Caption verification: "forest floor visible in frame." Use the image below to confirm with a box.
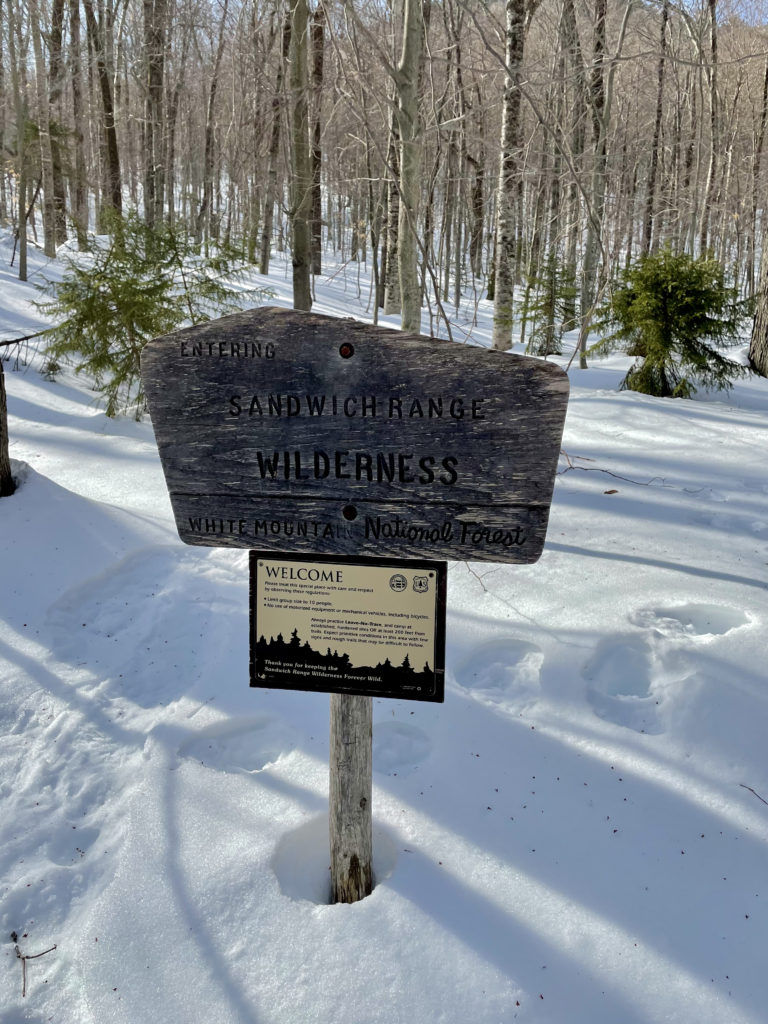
[2,232,768,1024]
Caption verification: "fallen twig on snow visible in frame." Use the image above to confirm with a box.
[11,933,57,997]
[740,784,768,807]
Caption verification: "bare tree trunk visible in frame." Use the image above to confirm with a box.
[577,0,633,367]
[196,0,229,248]
[260,8,290,275]
[0,2,6,224]
[143,0,167,229]
[83,0,122,223]
[164,22,189,229]
[641,0,668,256]
[577,0,608,367]
[6,0,28,279]
[310,2,324,276]
[698,0,718,254]
[49,0,68,247]
[467,153,484,280]
[749,233,768,377]
[747,58,768,295]
[0,359,15,498]
[29,0,56,257]
[68,0,88,245]
[492,0,526,350]
[382,114,401,315]
[365,125,386,321]
[395,0,425,333]
[560,0,586,326]
[289,0,313,310]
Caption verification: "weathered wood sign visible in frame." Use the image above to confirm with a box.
[141,307,569,563]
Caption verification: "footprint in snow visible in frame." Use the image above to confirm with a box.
[46,825,100,866]
[629,603,748,638]
[178,715,297,773]
[582,635,662,734]
[373,721,432,775]
[453,637,544,710]
[46,545,245,707]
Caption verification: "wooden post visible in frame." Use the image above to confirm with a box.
[329,693,372,903]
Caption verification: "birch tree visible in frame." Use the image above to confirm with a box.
[395,0,425,333]
[289,0,313,310]
[310,1,325,275]
[29,0,56,257]
[260,6,290,274]
[6,0,29,280]
[491,0,527,350]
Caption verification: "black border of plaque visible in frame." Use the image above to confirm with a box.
[249,551,446,702]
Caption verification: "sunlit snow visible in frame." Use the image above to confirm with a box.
[2,233,767,1024]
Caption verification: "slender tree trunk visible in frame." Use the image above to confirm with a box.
[0,359,15,498]
[69,0,89,243]
[260,9,290,275]
[310,2,324,276]
[578,0,608,367]
[382,113,401,314]
[365,124,385,322]
[6,0,28,279]
[699,0,718,254]
[560,0,586,326]
[165,25,189,228]
[492,0,526,350]
[49,0,68,247]
[395,0,425,333]
[749,233,768,376]
[747,58,768,295]
[641,0,668,256]
[467,154,484,279]
[578,0,633,366]
[196,0,229,248]
[29,0,56,257]
[451,2,468,310]
[143,0,167,229]
[83,0,122,222]
[289,0,313,310]
[0,2,6,224]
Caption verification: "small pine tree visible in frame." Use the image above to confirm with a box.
[38,211,271,417]
[526,249,578,357]
[592,248,748,397]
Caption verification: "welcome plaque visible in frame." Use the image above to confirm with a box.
[250,552,446,701]
[141,307,569,563]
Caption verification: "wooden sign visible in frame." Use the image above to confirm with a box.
[141,307,569,563]
[250,552,446,702]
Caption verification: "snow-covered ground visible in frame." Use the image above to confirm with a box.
[2,233,767,1024]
